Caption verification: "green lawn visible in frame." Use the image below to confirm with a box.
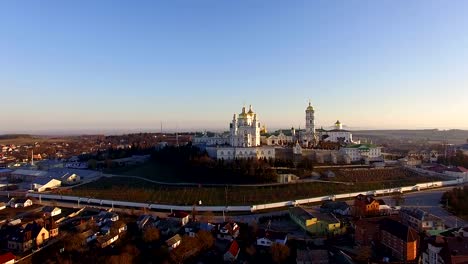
[105,162,185,182]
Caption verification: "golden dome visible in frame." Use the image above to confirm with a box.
[248,105,254,114]
[306,101,314,111]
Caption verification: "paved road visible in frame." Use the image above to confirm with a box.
[381,187,467,228]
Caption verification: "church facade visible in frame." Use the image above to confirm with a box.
[198,105,275,160]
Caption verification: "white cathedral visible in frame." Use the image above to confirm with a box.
[197,105,275,160]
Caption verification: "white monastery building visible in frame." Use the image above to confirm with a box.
[340,144,382,162]
[194,101,381,163]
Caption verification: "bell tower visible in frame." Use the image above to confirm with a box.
[305,101,315,134]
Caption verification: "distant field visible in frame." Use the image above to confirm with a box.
[69,170,444,206]
[0,136,73,145]
[353,129,468,144]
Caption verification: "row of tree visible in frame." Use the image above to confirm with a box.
[441,186,468,216]
[438,150,468,168]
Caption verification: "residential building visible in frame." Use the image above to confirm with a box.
[400,207,445,232]
[421,235,468,264]
[380,218,419,262]
[320,201,350,216]
[42,206,62,217]
[168,211,190,226]
[289,207,342,236]
[354,216,400,246]
[166,234,182,251]
[8,227,33,253]
[354,194,380,217]
[97,234,119,248]
[44,218,59,238]
[256,229,288,247]
[277,173,299,183]
[10,198,33,208]
[217,222,240,241]
[26,222,49,247]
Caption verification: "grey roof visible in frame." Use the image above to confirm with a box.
[321,201,349,211]
[289,207,315,222]
[400,207,443,222]
[13,198,31,204]
[42,206,60,213]
[33,177,59,185]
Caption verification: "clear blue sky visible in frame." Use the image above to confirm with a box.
[1,0,467,133]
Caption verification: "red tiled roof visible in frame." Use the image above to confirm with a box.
[168,211,189,218]
[0,252,15,263]
[227,240,239,256]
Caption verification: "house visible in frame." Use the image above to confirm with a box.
[224,240,240,262]
[0,252,15,264]
[256,229,288,247]
[296,249,329,264]
[8,227,33,253]
[354,216,399,246]
[289,207,317,231]
[166,234,182,251]
[380,218,419,262]
[217,222,240,241]
[183,221,200,237]
[289,207,342,236]
[31,177,61,192]
[136,215,158,230]
[400,207,445,232]
[377,199,392,215]
[44,218,59,238]
[96,234,119,248]
[80,230,98,244]
[11,198,33,208]
[320,201,350,216]
[354,194,380,217]
[52,172,81,185]
[421,235,468,264]
[26,221,50,247]
[42,206,62,217]
[168,211,190,226]
[277,173,299,183]
[157,219,181,236]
